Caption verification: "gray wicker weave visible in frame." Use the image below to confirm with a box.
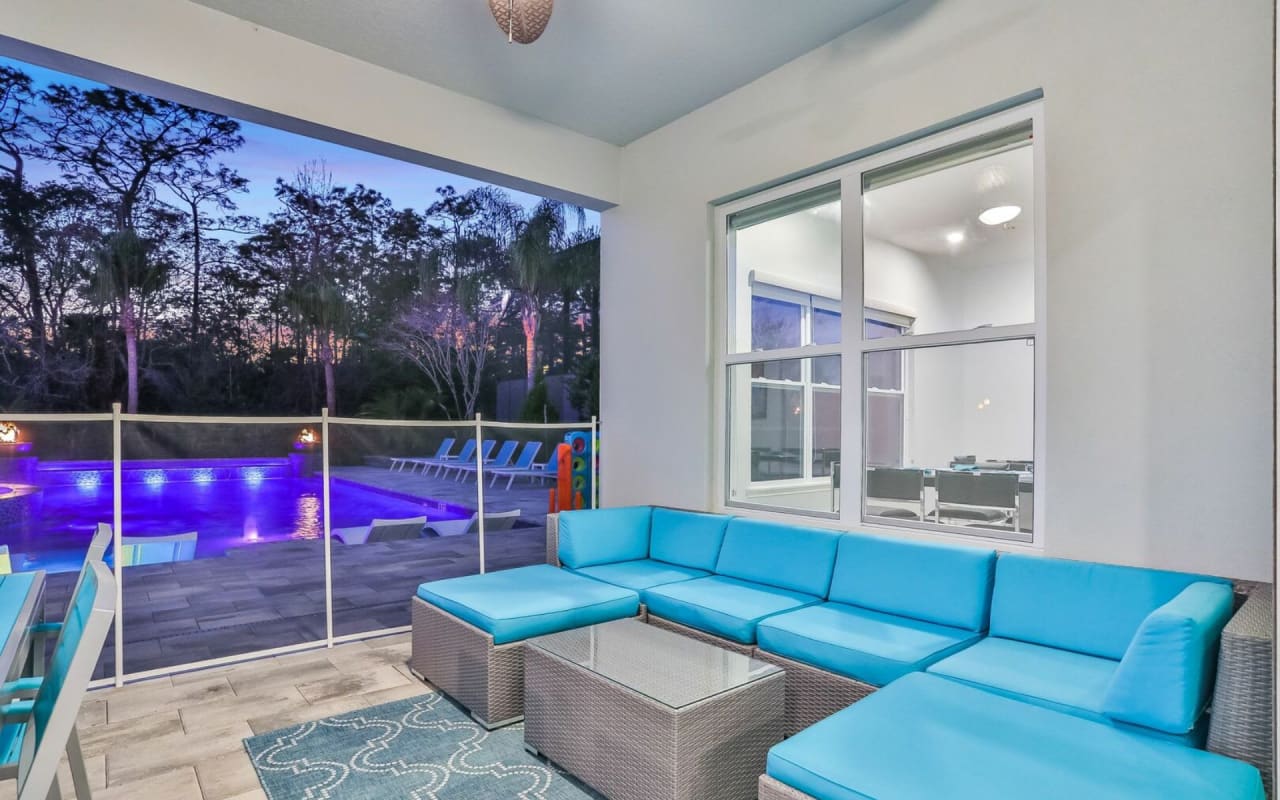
[646,613,756,655]
[409,596,525,728]
[1207,584,1274,796]
[753,647,876,736]
[758,774,817,800]
[545,513,560,566]
[524,619,785,800]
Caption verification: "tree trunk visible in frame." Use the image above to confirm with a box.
[522,305,539,392]
[189,199,202,339]
[320,334,336,414]
[122,298,139,414]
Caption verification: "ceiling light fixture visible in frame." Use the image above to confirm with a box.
[489,0,554,44]
[946,230,965,245]
[979,205,1022,226]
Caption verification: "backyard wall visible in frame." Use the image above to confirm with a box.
[600,0,1275,581]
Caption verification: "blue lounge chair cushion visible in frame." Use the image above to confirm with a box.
[827,533,996,631]
[557,506,652,569]
[927,636,1117,722]
[757,602,980,687]
[572,559,709,592]
[714,519,840,598]
[767,673,1264,800]
[990,554,1228,660]
[642,575,820,644]
[415,565,639,645]
[648,508,729,572]
[0,573,38,659]
[1103,581,1235,734]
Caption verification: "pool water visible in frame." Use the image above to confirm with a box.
[0,474,471,573]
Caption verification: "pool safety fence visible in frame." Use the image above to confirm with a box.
[0,406,599,687]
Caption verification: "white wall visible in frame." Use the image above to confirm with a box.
[601,0,1274,581]
[0,0,620,208]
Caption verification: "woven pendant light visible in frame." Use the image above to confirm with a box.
[488,0,554,44]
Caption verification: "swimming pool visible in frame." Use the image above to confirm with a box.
[0,459,473,573]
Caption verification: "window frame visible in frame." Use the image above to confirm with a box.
[713,101,1047,546]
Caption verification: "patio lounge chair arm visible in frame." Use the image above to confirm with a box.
[0,699,33,721]
[31,621,62,638]
[0,677,43,701]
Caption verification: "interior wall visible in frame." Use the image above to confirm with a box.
[0,0,621,208]
[601,0,1274,581]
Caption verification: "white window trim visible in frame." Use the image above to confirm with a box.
[713,101,1048,548]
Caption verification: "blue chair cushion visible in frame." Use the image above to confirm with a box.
[714,519,840,597]
[415,565,639,645]
[927,636,1116,722]
[990,554,1229,660]
[642,575,820,644]
[767,673,1265,800]
[757,602,980,687]
[572,559,708,592]
[648,508,729,572]
[827,533,996,631]
[557,506,652,569]
[0,573,37,660]
[1103,581,1235,734]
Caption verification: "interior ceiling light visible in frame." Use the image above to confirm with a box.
[946,230,965,245]
[979,205,1022,226]
[489,0,554,44]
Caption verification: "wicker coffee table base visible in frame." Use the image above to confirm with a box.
[646,614,756,655]
[409,597,525,729]
[525,643,785,800]
[752,648,875,735]
[758,774,817,800]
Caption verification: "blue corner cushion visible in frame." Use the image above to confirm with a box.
[828,533,996,632]
[767,673,1265,800]
[648,508,730,572]
[572,559,708,592]
[643,575,820,644]
[714,519,841,597]
[928,637,1117,722]
[557,506,652,569]
[1103,581,1235,734]
[757,602,980,687]
[989,554,1229,660]
[415,565,639,644]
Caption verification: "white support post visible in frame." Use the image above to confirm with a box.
[111,403,124,687]
[475,413,486,574]
[321,409,334,647]
[590,415,599,509]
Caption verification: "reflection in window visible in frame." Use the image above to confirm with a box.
[751,296,803,351]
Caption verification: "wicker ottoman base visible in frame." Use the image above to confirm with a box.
[646,614,756,655]
[753,648,875,736]
[758,774,816,800]
[409,597,524,728]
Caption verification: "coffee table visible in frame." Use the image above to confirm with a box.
[523,618,785,800]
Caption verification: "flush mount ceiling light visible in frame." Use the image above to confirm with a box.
[979,205,1022,226]
[489,0,554,44]
[945,230,966,245]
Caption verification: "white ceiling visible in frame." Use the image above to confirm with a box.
[187,0,908,145]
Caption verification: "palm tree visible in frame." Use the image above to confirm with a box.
[510,199,583,392]
[287,275,347,415]
[91,229,169,413]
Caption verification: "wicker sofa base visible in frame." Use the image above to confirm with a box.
[409,596,524,728]
[758,774,816,800]
[752,648,876,736]
[646,614,756,655]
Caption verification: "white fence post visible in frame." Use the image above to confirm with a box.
[321,408,334,648]
[111,403,124,687]
[475,413,486,574]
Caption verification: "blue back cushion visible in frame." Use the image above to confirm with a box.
[990,554,1228,660]
[557,506,652,569]
[34,565,100,741]
[828,533,996,631]
[714,519,840,597]
[649,508,730,572]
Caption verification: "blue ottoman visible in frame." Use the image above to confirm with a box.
[409,564,639,727]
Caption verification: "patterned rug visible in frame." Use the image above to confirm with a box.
[244,692,602,799]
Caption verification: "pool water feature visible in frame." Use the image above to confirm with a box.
[0,459,474,573]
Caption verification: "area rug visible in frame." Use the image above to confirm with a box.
[243,691,601,799]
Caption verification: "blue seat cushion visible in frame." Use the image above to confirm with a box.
[648,508,729,572]
[757,602,980,687]
[415,565,639,645]
[714,519,840,597]
[927,637,1116,721]
[827,533,996,631]
[572,559,708,592]
[990,554,1229,660]
[767,672,1265,800]
[557,506,652,569]
[643,575,820,644]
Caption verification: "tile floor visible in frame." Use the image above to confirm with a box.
[1,632,427,800]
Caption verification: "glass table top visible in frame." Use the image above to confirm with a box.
[526,618,782,710]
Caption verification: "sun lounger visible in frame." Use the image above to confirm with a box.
[488,442,548,489]
[389,438,454,472]
[425,509,522,537]
[451,440,519,482]
[414,439,477,476]
[332,516,428,545]
[439,438,497,479]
